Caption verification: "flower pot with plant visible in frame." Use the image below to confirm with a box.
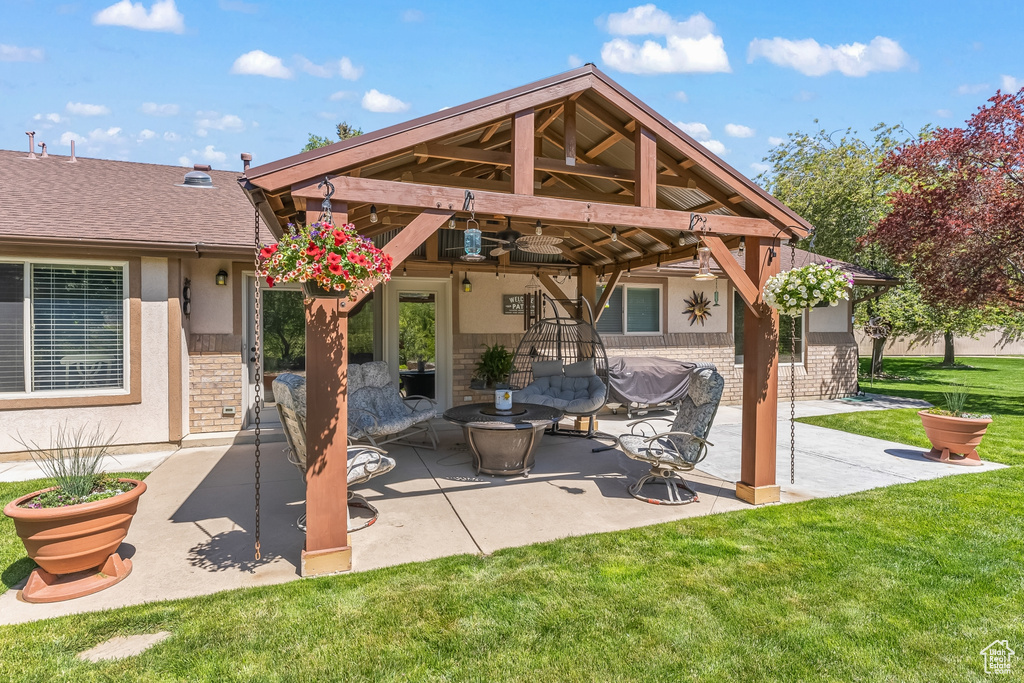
[2,423,146,603]
[257,221,393,299]
[918,382,992,466]
[475,343,514,389]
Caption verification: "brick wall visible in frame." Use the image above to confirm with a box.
[188,334,244,433]
[450,330,859,407]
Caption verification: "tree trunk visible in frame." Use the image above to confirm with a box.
[870,337,886,378]
[943,330,955,366]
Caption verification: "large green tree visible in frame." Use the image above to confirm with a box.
[300,121,364,153]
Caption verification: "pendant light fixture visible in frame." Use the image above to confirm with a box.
[369,205,378,224]
[693,243,716,280]
[535,220,543,236]
[611,226,619,242]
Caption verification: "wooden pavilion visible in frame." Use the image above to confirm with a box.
[240,65,812,576]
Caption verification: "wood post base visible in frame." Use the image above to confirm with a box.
[574,416,597,431]
[735,482,781,506]
[301,544,352,577]
[22,553,132,603]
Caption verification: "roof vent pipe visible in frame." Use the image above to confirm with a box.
[25,131,36,159]
[193,164,212,172]
[38,142,48,158]
[69,140,77,162]
[240,152,252,172]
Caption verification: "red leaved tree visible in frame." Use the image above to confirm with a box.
[867,89,1024,311]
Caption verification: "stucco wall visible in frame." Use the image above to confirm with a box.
[0,257,172,453]
[186,259,236,335]
[809,301,851,333]
[666,277,728,334]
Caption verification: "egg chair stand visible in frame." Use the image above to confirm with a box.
[509,294,610,439]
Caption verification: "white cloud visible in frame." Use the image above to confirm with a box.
[338,57,363,81]
[140,102,179,116]
[567,54,583,68]
[700,139,727,155]
[34,113,63,123]
[674,90,688,102]
[747,35,911,77]
[93,0,185,33]
[936,109,952,118]
[66,101,110,116]
[599,5,730,74]
[1001,75,1022,92]
[750,162,770,174]
[163,131,179,141]
[231,50,292,78]
[675,121,711,141]
[195,112,245,137]
[178,155,191,166]
[768,136,785,146]
[329,90,356,101]
[362,89,409,113]
[674,120,725,155]
[88,126,122,143]
[297,56,333,78]
[0,44,44,62]
[137,128,156,141]
[59,131,86,146]
[957,83,989,95]
[200,145,226,164]
[401,9,424,22]
[724,123,755,138]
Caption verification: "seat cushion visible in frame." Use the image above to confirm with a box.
[348,447,397,487]
[531,359,563,378]
[512,374,606,414]
[563,359,595,378]
[619,434,699,469]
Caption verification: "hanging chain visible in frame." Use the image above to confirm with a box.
[317,177,335,225]
[790,239,797,485]
[253,206,262,561]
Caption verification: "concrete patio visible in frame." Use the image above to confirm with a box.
[0,394,1004,625]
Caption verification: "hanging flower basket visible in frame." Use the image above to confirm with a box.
[257,222,393,300]
[762,261,853,317]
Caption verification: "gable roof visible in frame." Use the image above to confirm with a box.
[0,149,254,255]
[244,65,812,244]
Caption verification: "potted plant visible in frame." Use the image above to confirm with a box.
[475,343,514,389]
[918,382,992,466]
[257,221,393,299]
[3,423,146,603]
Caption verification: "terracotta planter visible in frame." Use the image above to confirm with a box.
[918,410,991,466]
[3,478,146,602]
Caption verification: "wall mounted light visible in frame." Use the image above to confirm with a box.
[215,270,228,286]
[182,278,192,317]
[462,273,472,292]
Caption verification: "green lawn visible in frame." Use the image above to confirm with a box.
[799,356,1024,466]
[1,467,1022,681]
[1,473,148,594]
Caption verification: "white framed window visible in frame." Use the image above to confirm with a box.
[0,259,129,397]
[733,291,805,366]
[595,284,663,335]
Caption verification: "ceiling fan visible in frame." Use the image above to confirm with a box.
[485,218,564,257]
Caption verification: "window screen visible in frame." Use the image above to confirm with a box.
[595,285,623,334]
[626,287,659,333]
[734,291,804,364]
[0,263,25,393]
[31,264,125,391]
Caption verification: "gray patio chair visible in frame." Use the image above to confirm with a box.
[615,365,724,505]
[273,373,397,532]
[348,361,439,450]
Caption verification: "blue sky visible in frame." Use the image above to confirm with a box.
[2,0,1022,177]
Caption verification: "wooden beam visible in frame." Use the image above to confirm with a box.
[703,235,762,318]
[425,231,439,261]
[512,108,535,196]
[536,104,564,134]
[737,235,782,504]
[634,125,657,208]
[479,120,503,143]
[578,266,598,323]
[538,274,578,318]
[588,131,623,158]
[382,208,455,267]
[563,99,577,166]
[291,175,781,238]
[593,267,624,322]
[565,228,627,261]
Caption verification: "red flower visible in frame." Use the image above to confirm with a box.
[350,253,367,267]
[333,230,349,247]
[327,252,342,265]
[266,276,275,287]
[305,241,323,259]
[329,262,343,275]
[260,244,278,258]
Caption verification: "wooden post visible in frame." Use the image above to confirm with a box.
[736,236,782,505]
[564,99,577,167]
[634,125,657,208]
[512,108,535,195]
[301,298,352,576]
[578,266,597,322]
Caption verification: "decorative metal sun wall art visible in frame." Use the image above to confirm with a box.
[683,290,713,326]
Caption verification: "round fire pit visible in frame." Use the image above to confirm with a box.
[443,403,563,475]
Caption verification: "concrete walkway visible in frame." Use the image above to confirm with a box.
[0,394,1005,625]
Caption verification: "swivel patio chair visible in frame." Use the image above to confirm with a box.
[273,373,397,532]
[615,365,724,505]
[348,361,439,450]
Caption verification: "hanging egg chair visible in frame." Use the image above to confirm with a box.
[509,294,609,435]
